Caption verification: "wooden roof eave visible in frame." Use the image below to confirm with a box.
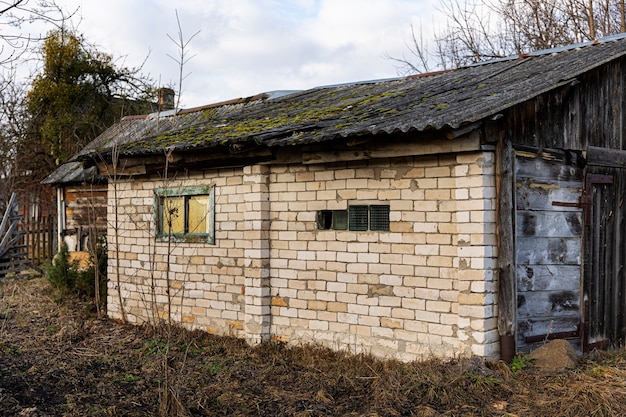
[94,145,277,177]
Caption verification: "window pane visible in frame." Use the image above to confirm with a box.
[162,197,184,234]
[317,210,332,230]
[332,210,348,230]
[188,195,210,234]
[370,205,390,231]
[349,206,369,231]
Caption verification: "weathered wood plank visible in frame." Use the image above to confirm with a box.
[302,133,481,164]
[586,145,626,168]
[515,178,582,211]
[517,290,580,318]
[0,258,30,268]
[96,161,146,176]
[516,210,583,237]
[517,316,580,338]
[516,237,581,265]
[515,149,583,181]
[497,138,516,338]
[517,316,580,352]
[0,192,16,239]
[516,264,580,292]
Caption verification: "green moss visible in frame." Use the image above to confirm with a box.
[125,103,355,152]
[111,86,411,155]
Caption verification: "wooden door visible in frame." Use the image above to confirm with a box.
[514,147,584,352]
[581,169,626,351]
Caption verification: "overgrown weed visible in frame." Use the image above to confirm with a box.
[2,276,626,416]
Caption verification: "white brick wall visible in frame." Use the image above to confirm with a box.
[107,150,499,361]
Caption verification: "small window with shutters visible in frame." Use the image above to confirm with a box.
[317,204,389,232]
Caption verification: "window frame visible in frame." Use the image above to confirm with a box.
[154,185,215,243]
[317,204,390,232]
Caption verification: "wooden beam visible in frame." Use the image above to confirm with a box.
[586,146,626,168]
[496,138,516,342]
[96,162,147,176]
[183,148,273,164]
[446,122,481,140]
[301,132,481,165]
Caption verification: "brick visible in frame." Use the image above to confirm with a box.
[378,296,402,307]
[426,300,451,313]
[427,323,454,337]
[327,302,348,312]
[391,308,415,319]
[414,244,439,256]
[309,320,329,331]
[458,293,485,305]
[415,310,440,323]
[368,284,393,296]
[369,306,392,317]
[351,325,372,336]
[427,256,453,267]
[347,303,369,315]
[308,300,327,311]
[380,317,404,329]
[316,291,336,302]
[272,296,289,307]
[227,320,243,330]
[358,315,380,327]
[317,311,337,322]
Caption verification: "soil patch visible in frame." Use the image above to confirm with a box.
[1,276,626,416]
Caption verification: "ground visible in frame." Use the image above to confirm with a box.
[1,276,626,416]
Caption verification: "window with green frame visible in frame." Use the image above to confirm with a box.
[154,186,215,243]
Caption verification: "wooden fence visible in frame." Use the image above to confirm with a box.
[0,193,55,277]
[21,214,55,267]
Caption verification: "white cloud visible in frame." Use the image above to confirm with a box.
[48,0,439,107]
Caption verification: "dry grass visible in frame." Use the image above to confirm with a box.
[1,275,626,416]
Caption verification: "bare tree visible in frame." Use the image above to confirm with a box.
[166,9,200,110]
[0,0,76,68]
[391,0,626,74]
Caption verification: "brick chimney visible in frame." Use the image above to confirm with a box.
[158,87,175,110]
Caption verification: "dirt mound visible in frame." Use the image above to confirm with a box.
[528,339,578,371]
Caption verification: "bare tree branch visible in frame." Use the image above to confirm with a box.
[390,0,626,75]
[166,9,200,110]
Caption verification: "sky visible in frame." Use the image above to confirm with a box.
[35,0,440,108]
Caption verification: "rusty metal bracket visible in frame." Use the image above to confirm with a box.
[581,173,613,224]
[551,173,612,209]
[552,201,581,208]
[524,329,580,344]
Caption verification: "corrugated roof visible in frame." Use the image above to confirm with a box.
[41,161,92,184]
[71,33,626,161]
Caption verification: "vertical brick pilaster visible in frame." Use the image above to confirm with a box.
[455,151,499,359]
[243,164,271,343]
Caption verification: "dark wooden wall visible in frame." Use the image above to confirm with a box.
[504,58,626,151]
[583,165,626,348]
[64,185,107,232]
[63,184,107,251]
[497,57,626,351]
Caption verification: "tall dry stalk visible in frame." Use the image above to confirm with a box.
[98,134,127,323]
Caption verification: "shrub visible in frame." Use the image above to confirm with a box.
[44,239,107,306]
[45,242,80,298]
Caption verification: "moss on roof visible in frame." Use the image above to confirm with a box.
[75,35,626,160]
[117,86,406,154]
